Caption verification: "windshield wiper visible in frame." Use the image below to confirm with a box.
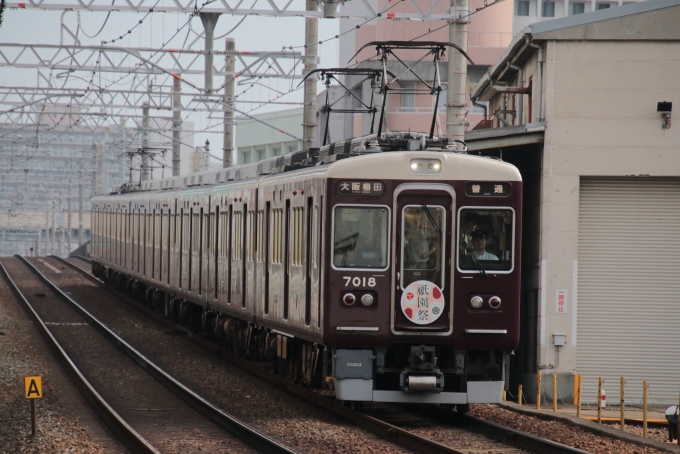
[420,203,441,234]
[469,252,487,277]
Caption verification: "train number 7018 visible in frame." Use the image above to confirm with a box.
[343,276,377,287]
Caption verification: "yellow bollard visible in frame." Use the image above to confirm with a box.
[643,381,648,438]
[576,375,582,418]
[597,377,603,424]
[518,384,523,406]
[536,370,542,409]
[503,390,506,401]
[573,373,579,405]
[620,376,625,431]
[553,374,557,412]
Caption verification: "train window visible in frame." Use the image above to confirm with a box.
[401,205,446,288]
[232,211,242,260]
[290,207,304,266]
[247,210,255,262]
[192,213,200,252]
[457,207,514,273]
[256,210,264,263]
[270,208,283,264]
[219,211,229,257]
[332,205,390,270]
[182,213,190,253]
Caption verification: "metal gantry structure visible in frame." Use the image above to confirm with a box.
[1,0,469,256]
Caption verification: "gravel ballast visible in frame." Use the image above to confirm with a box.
[0,270,120,453]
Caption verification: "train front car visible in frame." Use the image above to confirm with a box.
[324,150,522,407]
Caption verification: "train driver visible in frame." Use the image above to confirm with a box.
[470,229,499,261]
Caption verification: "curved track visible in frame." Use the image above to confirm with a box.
[55,255,591,454]
[2,256,297,454]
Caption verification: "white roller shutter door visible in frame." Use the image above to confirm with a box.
[578,178,680,404]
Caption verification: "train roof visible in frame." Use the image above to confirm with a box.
[107,132,521,196]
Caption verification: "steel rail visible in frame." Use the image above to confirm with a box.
[54,255,592,454]
[23,256,298,454]
[0,258,160,454]
[53,256,466,454]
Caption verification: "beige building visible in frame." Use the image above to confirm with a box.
[467,0,680,403]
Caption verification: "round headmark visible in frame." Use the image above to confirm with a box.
[400,280,445,325]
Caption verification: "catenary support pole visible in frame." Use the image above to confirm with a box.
[78,170,83,247]
[302,0,318,151]
[141,102,150,182]
[67,179,72,253]
[172,76,182,176]
[223,38,235,168]
[446,0,468,141]
[199,13,220,93]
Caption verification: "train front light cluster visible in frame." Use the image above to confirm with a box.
[343,293,375,307]
[409,158,442,175]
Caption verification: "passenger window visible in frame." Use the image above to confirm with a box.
[458,208,514,272]
[332,205,389,270]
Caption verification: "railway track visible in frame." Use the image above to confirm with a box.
[1,256,297,454]
[52,255,591,454]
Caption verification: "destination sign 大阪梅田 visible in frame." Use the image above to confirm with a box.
[338,181,385,196]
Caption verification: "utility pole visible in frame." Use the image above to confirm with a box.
[50,201,55,255]
[44,208,49,255]
[67,178,72,253]
[172,76,182,176]
[200,13,220,93]
[302,0,318,151]
[446,0,469,141]
[141,102,150,181]
[223,37,235,168]
[78,170,84,247]
[204,140,210,172]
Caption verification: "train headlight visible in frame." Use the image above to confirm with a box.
[343,293,356,306]
[470,296,484,309]
[361,294,374,306]
[408,159,441,175]
[489,296,501,309]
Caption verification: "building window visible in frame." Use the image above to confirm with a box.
[542,1,555,16]
[596,2,610,9]
[241,150,251,164]
[570,2,585,14]
[516,0,530,16]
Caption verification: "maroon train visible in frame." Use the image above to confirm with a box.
[91,132,522,407]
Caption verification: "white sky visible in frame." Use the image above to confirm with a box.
[0,4,340,158]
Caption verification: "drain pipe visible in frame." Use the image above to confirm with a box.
[471,95,488,121]
[507,62,523,125]
[527,38,543,122]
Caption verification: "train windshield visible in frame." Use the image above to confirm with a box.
[458,208,514,272]
[333,206,389,269]
[401,205,445,288]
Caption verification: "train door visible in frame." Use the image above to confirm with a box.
[393,184,454,334]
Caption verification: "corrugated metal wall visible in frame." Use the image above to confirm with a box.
[578,178,680,404]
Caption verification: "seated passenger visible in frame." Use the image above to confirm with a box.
[470,229,499,260]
